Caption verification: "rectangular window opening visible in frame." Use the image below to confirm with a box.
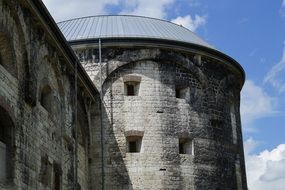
[129,141,137,152]
[179,138,193,155]
[175,86,188,99]
[125,82,140,96]
[127,85,135,96]
[127,136,142,153]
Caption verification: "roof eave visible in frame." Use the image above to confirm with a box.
[68,37,245,86]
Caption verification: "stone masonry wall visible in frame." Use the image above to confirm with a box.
[0,1,97,189]
[74,47,247,190]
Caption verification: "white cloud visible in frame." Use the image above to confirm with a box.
[244,139,285,190]
[240,80,274,129]
[42,0,206,32]
[120,0,175,19]
[171,15,206,32]
[264,42,285,93]
[42,0,119,21]
[120,1,206,31]
[42,0,175,21]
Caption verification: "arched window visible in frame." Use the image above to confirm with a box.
[0,106,14,183]
[0,33,17,77]
[40,85,53,113]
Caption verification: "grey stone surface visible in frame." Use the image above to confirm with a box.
[0,0,98,189]
[73,46,247,189]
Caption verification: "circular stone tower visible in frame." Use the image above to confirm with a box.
[58,15,247,190]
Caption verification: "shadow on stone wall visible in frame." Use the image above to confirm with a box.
[88,47,246,189]
[101,89,134,190]
[101,61,186,189]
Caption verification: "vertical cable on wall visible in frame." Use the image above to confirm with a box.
[74,60,78,190]
[99,39,105,190]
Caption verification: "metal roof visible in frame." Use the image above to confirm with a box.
[57,15,213,48]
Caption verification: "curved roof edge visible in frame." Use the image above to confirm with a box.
[57,15,213,49]
[58,14,193,29]
[69,37,245,85]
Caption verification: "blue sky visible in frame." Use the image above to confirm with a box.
[43,0,285,189]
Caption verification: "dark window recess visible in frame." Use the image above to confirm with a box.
[53,163,62,190]
[40,85,52,112]
[126,136,142,153]
[124,81,140,96]
[0,106,14,183]
[211,119,223,128]
[175,89,180,98]
[54,172,60,190]
[127,85,135,96]
[175,86,188,99]
[179,138,193,155]
[179,143,184,154]
[129,141,137,153]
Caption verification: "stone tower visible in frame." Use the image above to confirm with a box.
[59,15,247,190]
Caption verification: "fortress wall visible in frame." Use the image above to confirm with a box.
[0,1,98,189]
[74,47,247,190]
